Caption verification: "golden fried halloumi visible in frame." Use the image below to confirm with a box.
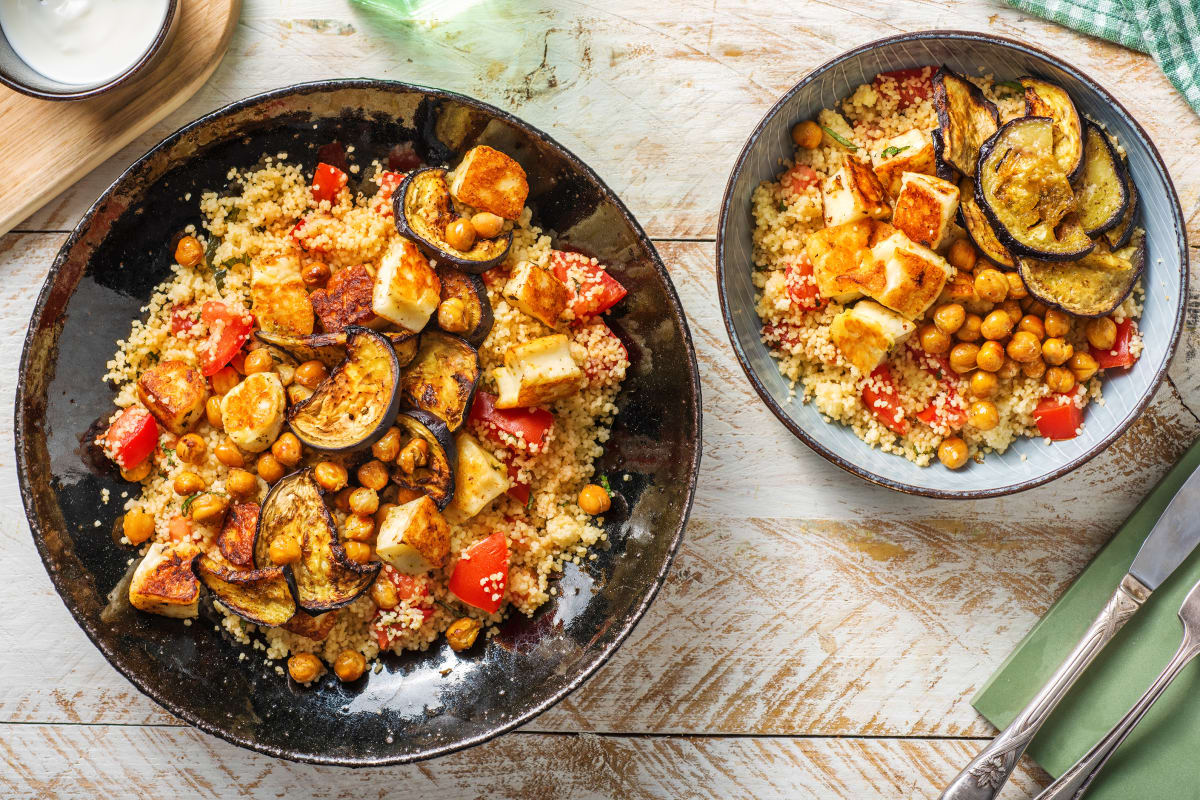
[502,261,570,327]
[217,502,260,569]
[449,145,529,220]
[872,128,937,198]
[891,172,960,249]
[865,231,954,319]
[129,542,200,618]
[492,333,584,408]
[371,238,441,331]
[376,495,451,575]
[829,300,916,375]
[136,360,209,436]
[309,264,380,333]
[822,156,891,227]
[220,372,285,453]
[251,252,314,336]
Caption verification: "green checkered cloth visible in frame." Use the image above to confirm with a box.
[1007,0,1200,113]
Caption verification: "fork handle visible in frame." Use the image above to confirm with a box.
[1035,635,1200,800]
[939,574,1150,800]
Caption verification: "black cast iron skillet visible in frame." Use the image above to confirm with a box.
[14,80,701,766]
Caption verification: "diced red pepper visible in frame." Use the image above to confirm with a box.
[873,66,935,109]
[1034,394,1084,440]
[448,531,509,614]
[506,462,531,506]
[550,250,628,320]
[371,568,434,649]
[104,406,159,470]
[468,391,553,452]
[387,143,422,172]
[196,301,253,377]
[862,365,910,436]
[311,162,348,205]
[780,163,820,198]
[916,387,967,432]
[578,320,630,382]
[784,253,823,310]
[762,321,804,350]
[169,305,198,335]
[372,170,407,215]
[1090,318,1139,370]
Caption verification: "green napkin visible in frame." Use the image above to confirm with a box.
[973,439,1200,796]
[1006,0,1200,114]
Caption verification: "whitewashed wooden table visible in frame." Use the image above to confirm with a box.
[2,2,1198,797]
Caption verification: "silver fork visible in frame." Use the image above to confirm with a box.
[1034,577,1200,800]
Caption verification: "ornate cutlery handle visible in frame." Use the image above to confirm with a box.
[939,574,1149,800]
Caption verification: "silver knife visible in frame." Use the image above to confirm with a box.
[940,464,1200,800]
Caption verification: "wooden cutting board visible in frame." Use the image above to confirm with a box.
[0,0,241,236]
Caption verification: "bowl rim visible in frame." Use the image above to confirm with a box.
[13,78,703,766]
[0,0,179,100]
[716,28,1188,500]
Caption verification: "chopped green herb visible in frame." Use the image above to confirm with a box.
[778,201,787,212]
[213,268,228,291]
[880,145,910,159]
[996,80,1024,92]
[526,491,534,511]
[820,126,858,152]
[599,474,612,494]
[203,237,219,268]
[181,493,199,515]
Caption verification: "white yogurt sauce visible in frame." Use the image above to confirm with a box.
[0,0,169,86]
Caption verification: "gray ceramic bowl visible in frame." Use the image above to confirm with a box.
[717,30,1188,498]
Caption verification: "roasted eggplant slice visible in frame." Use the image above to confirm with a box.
[217,502,260,569]
[391,410,457,509]
[438,266,494,346]
[254,469,380,612]
[394,167,512,273]
[976,116,1094,261]
[194,554,296,627]
[1075,121,1130,237]
[932,67,999,178]
[1018,230,1144,317]
[1021,76,1084,182]
[256,329,418,370]
[399,331,480,432]
[1104,167,1138,249]
[931,129,958,182]
[287,327,401,453]
[958,178,1016,269]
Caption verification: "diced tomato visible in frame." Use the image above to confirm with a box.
[311,162,348,205]
[168,516,191,543]
[862,365,910,436]
[506,462,531,506]
[916,387,967,432]
[550,250,628,320]
[469,391,553,453]
[371,567,434,649]
[762,321,804,350]
[196,301,253,376]
[578,320,630,382]
[780,163,820,198]
[169,305,198,335]
[372,170,407,215]
[104,406,159,469]
[448,531,509,614]
[784,253,823,310]
[873,66,935,110]
[1034,394,1084,440]
[387,143,422,172]
[1091,318,1139,370]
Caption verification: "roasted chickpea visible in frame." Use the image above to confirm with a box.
[980,310,1015,341]
[243,348,275,375]
[334,650,367,682]
[173,470,206,496]
[976,341,1005,373]
[230,352,247,376]
[933,303,965,334]
[314,461,348,493]
[357,460,389,491]
[214,438,244,468]
[256,453,285,484]
[344,541,372,564]
[1006,331,1042,363]
[471,211,505,239]
[446,617,483,651]
[445,218,476,252]
[211,366,239,395]
[937,436,969,470]
[1086,317,1117,351]
[970,369,999,399]
[276,361,295,387]
[287,384,314,405]
[1069,351,1100,383]
[175,433,206,464]
[919,324,951,355]
[1041,337,1074,367]
[949,343,980,373]
[374,502,396,530]
[956,313,983,342]
[1021,358,1047,380]
[437,297,470,333]
[579,484,612,515]
[371,427,402,463]
[174,235,204,268]
[287,653,322,684]
[205,396,224,429]
[1000,299,1023,325]
[190,493,230,524]
[1045,366,1077,394]
[791,120,823,149]
[370,576,399,609]
[344,514,375,542]
[1022,298,1049,316]
[333,487,354,513]
[269,534,302,565]
[1017,315,1045,340]
[998,357,1022,380]
[349,487,379,516]
[1045,309,1072,339]
[948,239,978,272]
[294,360,328,390]
[271,432,302,467]
[397,438,429,474]
[121,461,152,482]
[302,261,331,287]
[967,400,999,431]
[226,468,258,500]
[974,268,1008,303]
[1005,272,1028,299]
[123,510,155,545]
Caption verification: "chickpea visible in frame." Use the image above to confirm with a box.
[371,427,402,463]
[1005,272,1028,299]
[173,470,206,496]
[1045,366,1077,394]
[1086,317,1117,351]
[397,438,429,474]
[974,268,1008,303]
[374,502,396,530]
[1042,337,1074,367]
[256,453,285,484]
[937,437,969,470]
[1045,309,1072,339]
[1000,299,1023,324]
[123,510,155,545]
[579,484,612,515]
[437,297,470,333]
[271,432,302,467]
[333,487,355,513]
[287,384,314,405]
[205,396,224,429]
[190,493,230,524]
[445,218,476,252]
[949,342,980,373]
[970,369,999,399]
[998,357,1022,380]
[371,576,399,609]
[933,303,965,334]
[314,461,348,493]
[446,617,483,651]
[974,341,1005,373]
[1017,315,1045,340]
[334,650,367,682]
[471,212,506,239]
[967,400,999,431]
[230,352,246,376]
[243,349,275,375]
[344,541,372,564]
[174,235,204,268]
[956,313,983,342]
[211,366,239,395]
[1021,358,1047,380]
[171,432,207,464]
[276,361,295,387]
[1006,331,1042,363]
[302,261,331,287]
[226,468,258,500]
[287,653,322,684]
[357,460,389,492]
[121,461,152,482]
[948,239,978,272]
[1023,298,1049,316]
[919,324,951,355]
[791,120,823,149]
[269,535,302,565]
[1069,351,1100,383]
[214,438,244,468]
[344,514,375,542]
[294,360,329,390]
[980,310,1015,341]
[349,487,379,516]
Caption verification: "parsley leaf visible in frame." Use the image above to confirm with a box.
[880,145,910,158]
[181,493,199,515]
[203,237,219,269]
[820,125,858,152]
[996,80,1024,92]
[599,474,612,494]
[213,268,228,291]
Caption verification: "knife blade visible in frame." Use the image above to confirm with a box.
[1128,463,1200,590]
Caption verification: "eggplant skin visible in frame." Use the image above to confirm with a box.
[400,331,481,432]
[957,178,1016,269]
[1021,76,1084,183]
[1018,230,1144,318]
[1075,121,1130,237]
[194,554,297,628]
[394,168,512,274]
[392,410,457,510]
[437,266,494,347]
[932,66,999,178]
[287,327,402,453]
[1104,168,1138,250]
[256,329,417,370]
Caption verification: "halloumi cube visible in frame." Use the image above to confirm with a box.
[136,360,209,436]
[375,495,451,575]
[492,333,584,408]
[806,219,872,303]
[872,128,937,198]
[445,433,511,523]
[252,252,314,336]
[129,542,200,618]
[503,261,570,327]
[822,156,891,227]
[449,145,529,220]
[891,172,960,249]
[860,231,953,320]
[372,239,441,331]
[829,300,916,375]
[220,372,285,453]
